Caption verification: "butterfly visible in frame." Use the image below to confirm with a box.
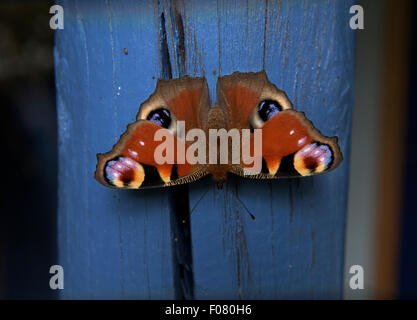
[95,71,342,189]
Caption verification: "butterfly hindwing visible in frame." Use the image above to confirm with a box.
[258,109,342,177]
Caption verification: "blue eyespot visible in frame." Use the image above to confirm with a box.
[258,100,282,122]
[147,108,171,128]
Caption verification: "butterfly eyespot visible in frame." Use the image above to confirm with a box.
[258,100,282,122]
[104,156,144,188]
[146,108,172,128]
[294,143,334,176]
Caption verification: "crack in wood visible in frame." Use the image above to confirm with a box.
[158,2,195,300]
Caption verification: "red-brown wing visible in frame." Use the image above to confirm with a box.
[137,77,210,132]
[95,77,210,189]
[216,71,293,130]
[216,71,342,178]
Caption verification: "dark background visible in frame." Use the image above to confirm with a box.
[399,3,417,299]
[0,1,57,299]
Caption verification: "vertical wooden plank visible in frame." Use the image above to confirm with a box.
[185,0,355,299]
[56,0,354,299]
[55,0,176,298]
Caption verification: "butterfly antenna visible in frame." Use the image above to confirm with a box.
[232,192,256,221]
[189,185,210,216]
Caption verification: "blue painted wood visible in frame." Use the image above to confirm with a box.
[56,0,354,299]
[55,0,177,299]
[181,0,355,299]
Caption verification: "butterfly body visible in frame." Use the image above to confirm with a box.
[95,71,342,190]
[204,105,230,187]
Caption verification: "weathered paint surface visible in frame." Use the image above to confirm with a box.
[55,0,354,299]
[55,0,176,299]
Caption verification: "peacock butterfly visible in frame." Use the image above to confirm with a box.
[95,71,342,189]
